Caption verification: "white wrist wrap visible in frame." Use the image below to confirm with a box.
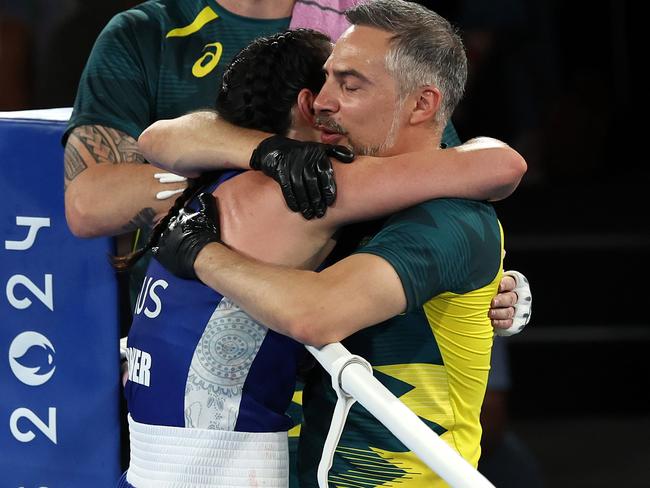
[495,270,532,337]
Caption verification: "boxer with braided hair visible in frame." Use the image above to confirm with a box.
[118,30,358,487]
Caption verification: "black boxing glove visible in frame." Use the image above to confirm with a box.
[152,193,221,280]
[250,135,354,219]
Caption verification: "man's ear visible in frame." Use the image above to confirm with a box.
[409,86,442,125]
[297,88,316,125]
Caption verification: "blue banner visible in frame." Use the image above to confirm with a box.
[0,111,121,487]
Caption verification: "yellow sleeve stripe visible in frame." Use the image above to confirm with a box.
[166,7,218,38]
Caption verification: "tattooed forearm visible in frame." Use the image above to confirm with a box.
[64,124,145,188]
[121,207,157,233]
[64,142,88,191]
[68,125,144,166]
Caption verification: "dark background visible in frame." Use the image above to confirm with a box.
[1,0,647,486]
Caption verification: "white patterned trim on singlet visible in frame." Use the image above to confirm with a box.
[185,298,268,430]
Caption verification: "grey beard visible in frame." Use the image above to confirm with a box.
[354,142,382,157]
[352,123,399,157]
[353,103,403,156]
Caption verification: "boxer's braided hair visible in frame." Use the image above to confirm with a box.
[217,29,332,134]
[112,29,332,272]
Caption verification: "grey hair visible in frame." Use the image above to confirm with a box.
[346,0,467,125]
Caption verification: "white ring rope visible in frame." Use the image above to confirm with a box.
[305,342,495,488]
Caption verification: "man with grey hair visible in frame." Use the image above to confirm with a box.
[348,0,468,125]
[315,0,468,156]
[151,1,518,485]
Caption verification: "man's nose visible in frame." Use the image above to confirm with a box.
[313,82,338,115]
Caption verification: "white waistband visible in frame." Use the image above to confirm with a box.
[126,415,289,487]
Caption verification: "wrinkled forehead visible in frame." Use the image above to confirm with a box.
[324,25,394,79]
